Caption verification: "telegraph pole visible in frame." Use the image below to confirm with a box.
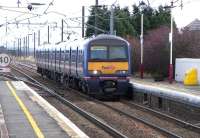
[34,32,36,58]
[61,19,64,42]
[18,39,19,57]
[38,30,40,46]
[13,41,16,56]
[19,38,21,59]
[5,17,7,35]
[82,6,85,38]
[23,37,25,58]
[28,35,30,57]
[48,26,50,43]
[110,5,114,35]
[94,0,98,36]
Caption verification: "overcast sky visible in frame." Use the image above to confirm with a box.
[0,0,200,45]
[50,0,200,28]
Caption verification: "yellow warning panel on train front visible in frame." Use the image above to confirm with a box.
[184,68,198,85]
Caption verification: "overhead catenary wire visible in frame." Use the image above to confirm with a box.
[69,18,108,33]
[0,7,40,15]
[1,0,194,43]
[43,0,55,14]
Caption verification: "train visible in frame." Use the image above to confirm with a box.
[36,34,131,98]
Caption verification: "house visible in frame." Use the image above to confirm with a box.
[184,19,200,31]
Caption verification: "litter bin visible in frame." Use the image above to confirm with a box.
[184,68,198,85]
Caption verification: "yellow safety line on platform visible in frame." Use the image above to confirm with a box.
[6,81,44,138]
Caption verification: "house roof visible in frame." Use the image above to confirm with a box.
[185,19,200,31]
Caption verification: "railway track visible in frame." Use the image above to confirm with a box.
[120,100,200,132]
[11,62,200,138]
[10,65,127,138]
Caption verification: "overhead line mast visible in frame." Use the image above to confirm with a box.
[95,0,98,36]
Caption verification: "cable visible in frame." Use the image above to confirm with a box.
[0,7,40,15]
[0,5,27,9]
[6,13,27,23]
[69,18,108,33]
[43,0,55,14]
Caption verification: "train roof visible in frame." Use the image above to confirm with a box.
[37,38,86,50]
[89,34,128,43]
[36,34,129,51]
[85,34,129,46]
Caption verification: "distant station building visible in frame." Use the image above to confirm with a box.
[184,19,200,31]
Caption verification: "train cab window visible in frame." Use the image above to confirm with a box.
[90,45,127,60]
[109,46,127,60]
[90,46,107,60]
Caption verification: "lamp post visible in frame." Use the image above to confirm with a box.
[139,1,146,79]
[168,1,174,83]
[140,13,144,79]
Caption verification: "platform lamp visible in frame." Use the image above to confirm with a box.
[164,1,175,84]
[139,0,147,79]
[169,5,173,84]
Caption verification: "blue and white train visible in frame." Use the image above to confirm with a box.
[36,34,132,97]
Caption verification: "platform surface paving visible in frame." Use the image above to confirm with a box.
[0,81,69,138]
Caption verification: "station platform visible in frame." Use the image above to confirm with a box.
[131,77,200,94]
[0,81,88,138]
[130,77,200,107]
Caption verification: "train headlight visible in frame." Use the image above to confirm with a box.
[115,70,128,75]
[89,70,102,75]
